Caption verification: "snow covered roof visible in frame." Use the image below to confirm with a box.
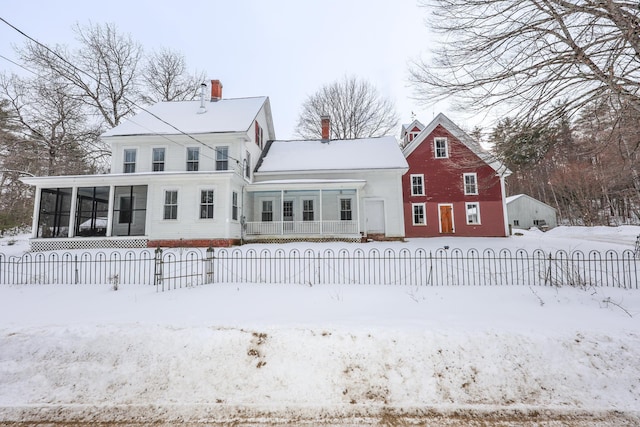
[256,136,408,173]
[506,194,526,204]
[103,97,269,137]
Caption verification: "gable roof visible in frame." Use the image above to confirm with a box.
[103,96,271,137]
[256,136,408,174]
[402,113,510,175]
[401,119,425,134]
[506,194,557,211]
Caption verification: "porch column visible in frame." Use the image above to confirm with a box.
[319,189,323,235]
[280,189,284,235]
[68,187,79,238]
[30,187,41,238]
[356,187,361,235]
[106,185,115,237]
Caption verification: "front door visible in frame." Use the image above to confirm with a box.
[439,204,454,234]
[365,200,385,234]
[283,200,294,232]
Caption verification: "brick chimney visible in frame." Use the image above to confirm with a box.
[211,80,223,101]
[321,115,330,141]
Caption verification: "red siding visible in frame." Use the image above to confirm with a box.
[403,124,507,237]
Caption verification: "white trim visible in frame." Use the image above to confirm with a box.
[198,187,215,220]
[411,202,427,226]
[465,202,481,225]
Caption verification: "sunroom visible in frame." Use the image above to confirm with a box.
[243,180,366,242]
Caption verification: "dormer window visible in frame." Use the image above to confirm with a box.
[123,149,136,173]
[434,137,448,158]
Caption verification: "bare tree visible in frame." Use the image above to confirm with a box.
[295,76,398,140]
[141,48,205,103]
[19,22,142,128]
[0,73,100,176]
[410,0,640,125]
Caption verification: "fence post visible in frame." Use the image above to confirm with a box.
[205,247,214,284]
[74,254,79,285]
[154,247,163,291]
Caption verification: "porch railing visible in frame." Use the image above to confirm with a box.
[245,220,358,236]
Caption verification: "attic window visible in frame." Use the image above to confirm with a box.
[434,137,449,158]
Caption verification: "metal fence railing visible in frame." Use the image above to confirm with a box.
[0,247,638,290]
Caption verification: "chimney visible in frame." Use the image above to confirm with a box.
[210,79,223,101]
[197,82,207,114]
[321,115,330,141]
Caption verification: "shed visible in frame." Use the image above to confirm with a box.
[506,194,557,231]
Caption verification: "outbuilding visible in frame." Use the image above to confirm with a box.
[506,194,557,231]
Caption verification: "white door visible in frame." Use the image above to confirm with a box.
[365,200,385,234]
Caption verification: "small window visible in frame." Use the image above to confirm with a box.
[412,203,426,225]
[513,219,520,226]
[245,151,251,178]
[164,190,178,220]
[303,199,314,221]
[261,200,273,222]
[216,146,229,171]
[187,147,199,171]
[464,173,478,195]
[200,190,214,219]
[434,137,448,158]
[232,191,238,221]
[153,148,165,172]
[411,174,424,196]
[123,149,136,173]
[465,202,481,225]
[340,198,352,221]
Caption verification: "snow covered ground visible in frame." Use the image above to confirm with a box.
[0,226,639,425]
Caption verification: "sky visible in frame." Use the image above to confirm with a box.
[0,0,462,140]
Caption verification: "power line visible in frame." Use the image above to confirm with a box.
[0,16,247,169]
[0,52,37,75]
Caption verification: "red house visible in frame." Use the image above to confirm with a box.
[401,113,511,238]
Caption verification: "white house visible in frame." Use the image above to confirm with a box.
[22,81,408,250]
[506,194,558,231]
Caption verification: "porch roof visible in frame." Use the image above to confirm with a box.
[247,179,366,192]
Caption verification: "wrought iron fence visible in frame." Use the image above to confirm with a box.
[0,247,638,289]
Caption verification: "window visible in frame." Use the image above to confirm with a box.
[112,186,147,236]
[513,219,520,226]
[152,148,165,172]
[465,202,481,225]
[37,188,72,238]
[412,203,426,225]
[123,149,136,173]
[340,198,352,221]
[200,190,214,219]
[434,137,448,158]
[303,199,314,221]
[411,174,424,196]
[463,173,478,195]
[245,151,251,178]
[232,191,238,221]
[75,186,109,237]
[261,200,273,222]
[118,196,133,224]
[164,190,178,220]
[187,147,199,171]
[216,146,229,170]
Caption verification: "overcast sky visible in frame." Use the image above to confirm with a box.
[0,0,464,140]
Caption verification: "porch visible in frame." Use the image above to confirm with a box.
[244,181,365,241]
